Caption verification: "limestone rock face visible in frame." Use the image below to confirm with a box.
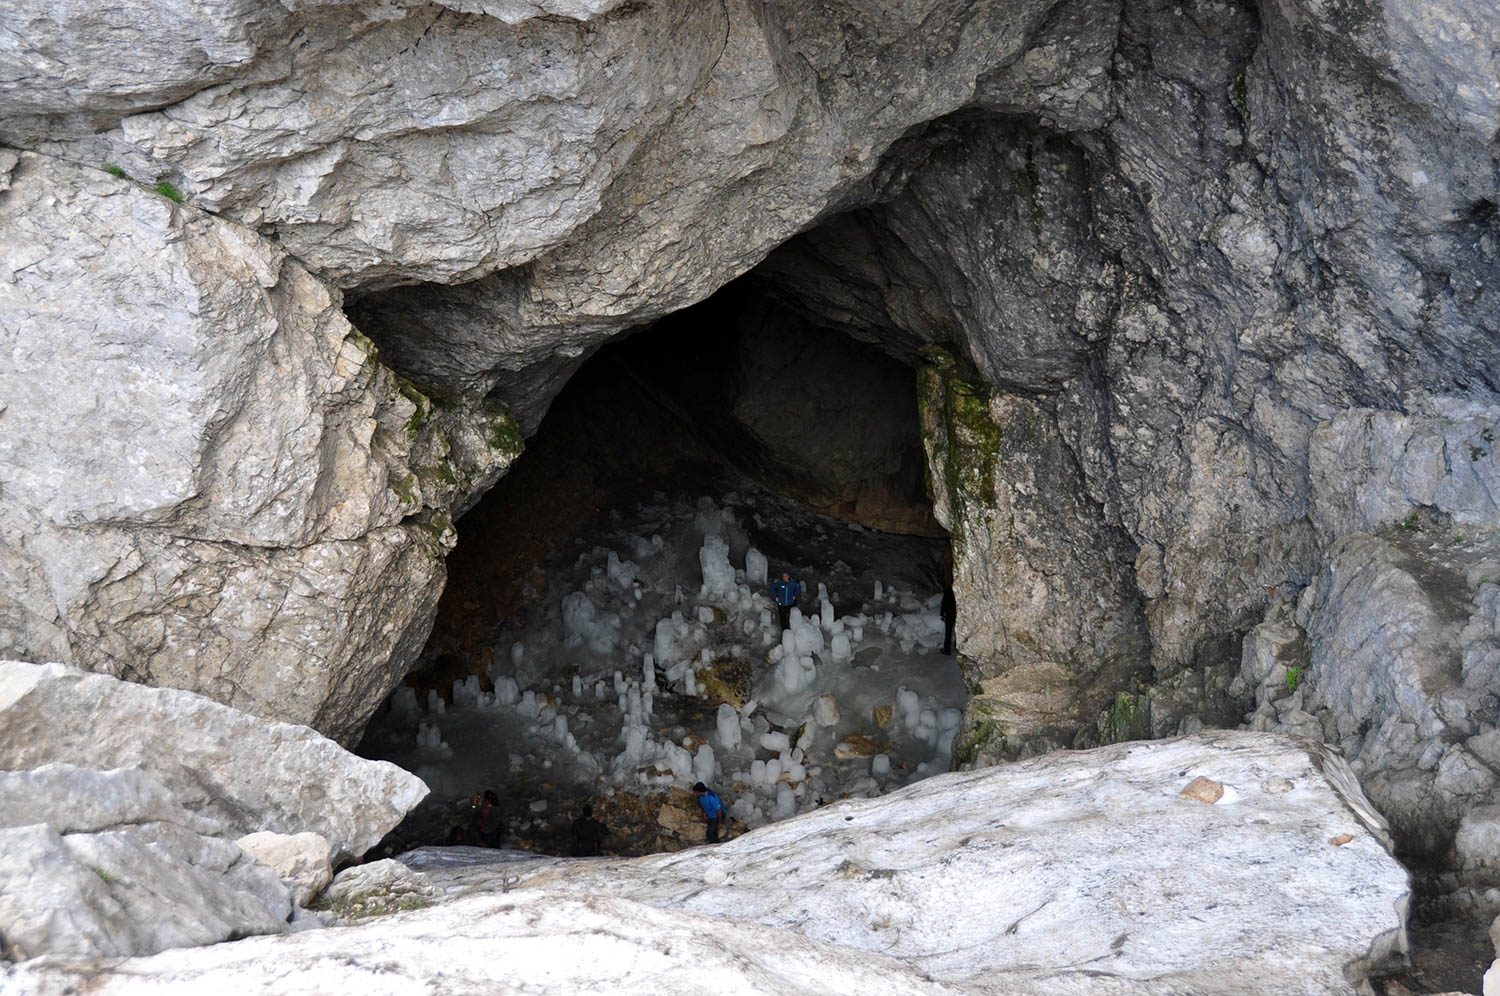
[1244,528,1500,851]
[0,0,1498,809]
[10,733,1411,994]
[760,0,1499,740]
[1309,407,1500,542]
[919,349,1151,760]
[0,661,428,862]
[1238,407,1500,914]
[0,153,521,740]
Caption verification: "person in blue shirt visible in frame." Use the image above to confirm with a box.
[770,571,803,632]
[693,781,727,843]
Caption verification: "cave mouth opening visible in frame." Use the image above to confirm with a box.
[356,271,969,856]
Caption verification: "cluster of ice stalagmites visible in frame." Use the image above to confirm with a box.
[366,495,963,833]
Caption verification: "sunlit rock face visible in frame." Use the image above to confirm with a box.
[0,154,520,741]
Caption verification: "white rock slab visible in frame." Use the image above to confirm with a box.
[10,732,1410,995]
[414,731,1409,992]
[0,822,289,961]
[0,763,214,835]
[0,662,427,861]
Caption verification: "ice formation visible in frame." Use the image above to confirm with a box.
[364,493,965,835]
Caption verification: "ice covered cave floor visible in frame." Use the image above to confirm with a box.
[359,482,963,855]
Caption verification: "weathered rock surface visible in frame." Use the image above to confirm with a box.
[236,832,335,908]
[0,152,521,740]
[1238,407,1500,917]
[8,732,1410,994]
[756,2,1499,751]
[919,349,1151,761]
[0,661,428,861]
[0,822,290,962]
[0,763,213,836]
[0,0,1497,769]
[0,763,292,962]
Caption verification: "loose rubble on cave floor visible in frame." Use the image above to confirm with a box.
[360,491,964,849]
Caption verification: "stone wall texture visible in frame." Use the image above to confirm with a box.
[2,0,1498,768]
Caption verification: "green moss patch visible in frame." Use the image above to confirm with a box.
[917,346,1005,555]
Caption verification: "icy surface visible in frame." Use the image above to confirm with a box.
[16,733,1411,996]
[362,491,962,838]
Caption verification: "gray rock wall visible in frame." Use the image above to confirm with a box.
[2,0,1498,756]
[1238,408,1500,911]
[755,0,1500,753]
[0,154,520,740]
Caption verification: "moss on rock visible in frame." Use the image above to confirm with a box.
[916,346,1006,557]
[1097,690,1153,746]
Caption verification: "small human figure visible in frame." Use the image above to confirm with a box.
[693,781,727,844]
[940,586,957,655]
[476,789,503,848]
[770,571,804,632]
[571,803,608,856]
[466,793,485,843]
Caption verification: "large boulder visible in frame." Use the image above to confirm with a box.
[0,152,521,741]
[235,832,336,908]
[9,732,1411,994]
[0,661,428,862]
[0,765,292,961]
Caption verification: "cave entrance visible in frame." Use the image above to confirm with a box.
[357,274,966,856]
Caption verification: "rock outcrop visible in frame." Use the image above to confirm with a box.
[1237,407,1500,915]
[2,0,1499,927]
[0,662,431,963]
[0,153,521,741]
[8,732,1410,994]
[0,661,428,861]
[753,2,1499,754]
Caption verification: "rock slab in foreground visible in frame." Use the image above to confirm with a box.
[0,662,427,861]
[10,732,1410,995]
[0,820,290,962]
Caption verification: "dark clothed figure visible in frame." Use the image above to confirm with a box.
[693,781,727,844]
[572,804,608,856]
[771,572,803,632]
[477,789,503,848]
[940,587,957,655]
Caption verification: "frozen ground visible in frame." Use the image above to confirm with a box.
[360,485,963,848]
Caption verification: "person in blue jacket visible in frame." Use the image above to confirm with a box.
[693,781,727,843]
[770,571,803,632]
